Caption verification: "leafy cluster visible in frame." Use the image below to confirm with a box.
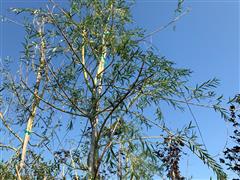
[220,95,240,178]
[154,136,185,179]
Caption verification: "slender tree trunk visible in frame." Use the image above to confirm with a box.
[88,33,107,179]
[19,19,46,171]
[89,117,99,179]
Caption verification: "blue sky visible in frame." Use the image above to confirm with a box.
[0,0,239,179]
[132,1,239,179]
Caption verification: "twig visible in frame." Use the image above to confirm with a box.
[0,15,24,27]
[137,8,190,42]
[0,143,18,152]
[21,79,85,117]
[44,58,88,116]
[0,112,23,143]
[47,11,96,88]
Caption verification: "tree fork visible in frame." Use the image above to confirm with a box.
[88,25,108,178]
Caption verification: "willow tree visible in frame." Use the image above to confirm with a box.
[0,0,228,179]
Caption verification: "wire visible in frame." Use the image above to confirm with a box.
[212,121,229,158]
[180,87,208,151]
[180,87,230,157]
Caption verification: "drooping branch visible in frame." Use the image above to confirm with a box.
[147,117,227,179]
[0,143,18,152]
[21,79,85,117]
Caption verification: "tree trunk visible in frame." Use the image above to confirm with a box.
[88,117,99,179]
[19,19,46,171]
[88,25,107,179]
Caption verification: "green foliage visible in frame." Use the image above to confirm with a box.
[0,0,228,179]
[0,162,16,180]
[187,139,227,179]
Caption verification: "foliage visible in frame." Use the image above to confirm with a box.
[0,162,16,180]
[0,0,228,179]
[220,95,240,178]
[154,136,185,179]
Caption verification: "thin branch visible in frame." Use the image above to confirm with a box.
[97,59,133,105]
[44,60,88,116]
[16,165,22,180]
[21,79,85,117]
[97,62,147,141]
[137,9,190,43]
[0,112,23,143]
[94,65,152,179]
[0,143,18,152]
[48,11,96,88]
[0,15,24,27]
[81,35,93,93]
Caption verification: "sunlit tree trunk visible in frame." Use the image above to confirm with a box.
[19,17,46,171]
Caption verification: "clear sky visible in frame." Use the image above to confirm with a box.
[132,1,239,179]
[0,0,239,179]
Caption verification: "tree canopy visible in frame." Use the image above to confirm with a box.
[0,0,230,179]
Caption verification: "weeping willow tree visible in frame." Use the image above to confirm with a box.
[0,0,228,179]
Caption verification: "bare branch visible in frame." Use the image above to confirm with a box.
[137,9,190,42]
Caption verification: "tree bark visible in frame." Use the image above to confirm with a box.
[89,119,99,179]
[19,19,46,171]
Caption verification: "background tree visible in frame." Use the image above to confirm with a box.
[0,0,229,179]
[220,95,240,178]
